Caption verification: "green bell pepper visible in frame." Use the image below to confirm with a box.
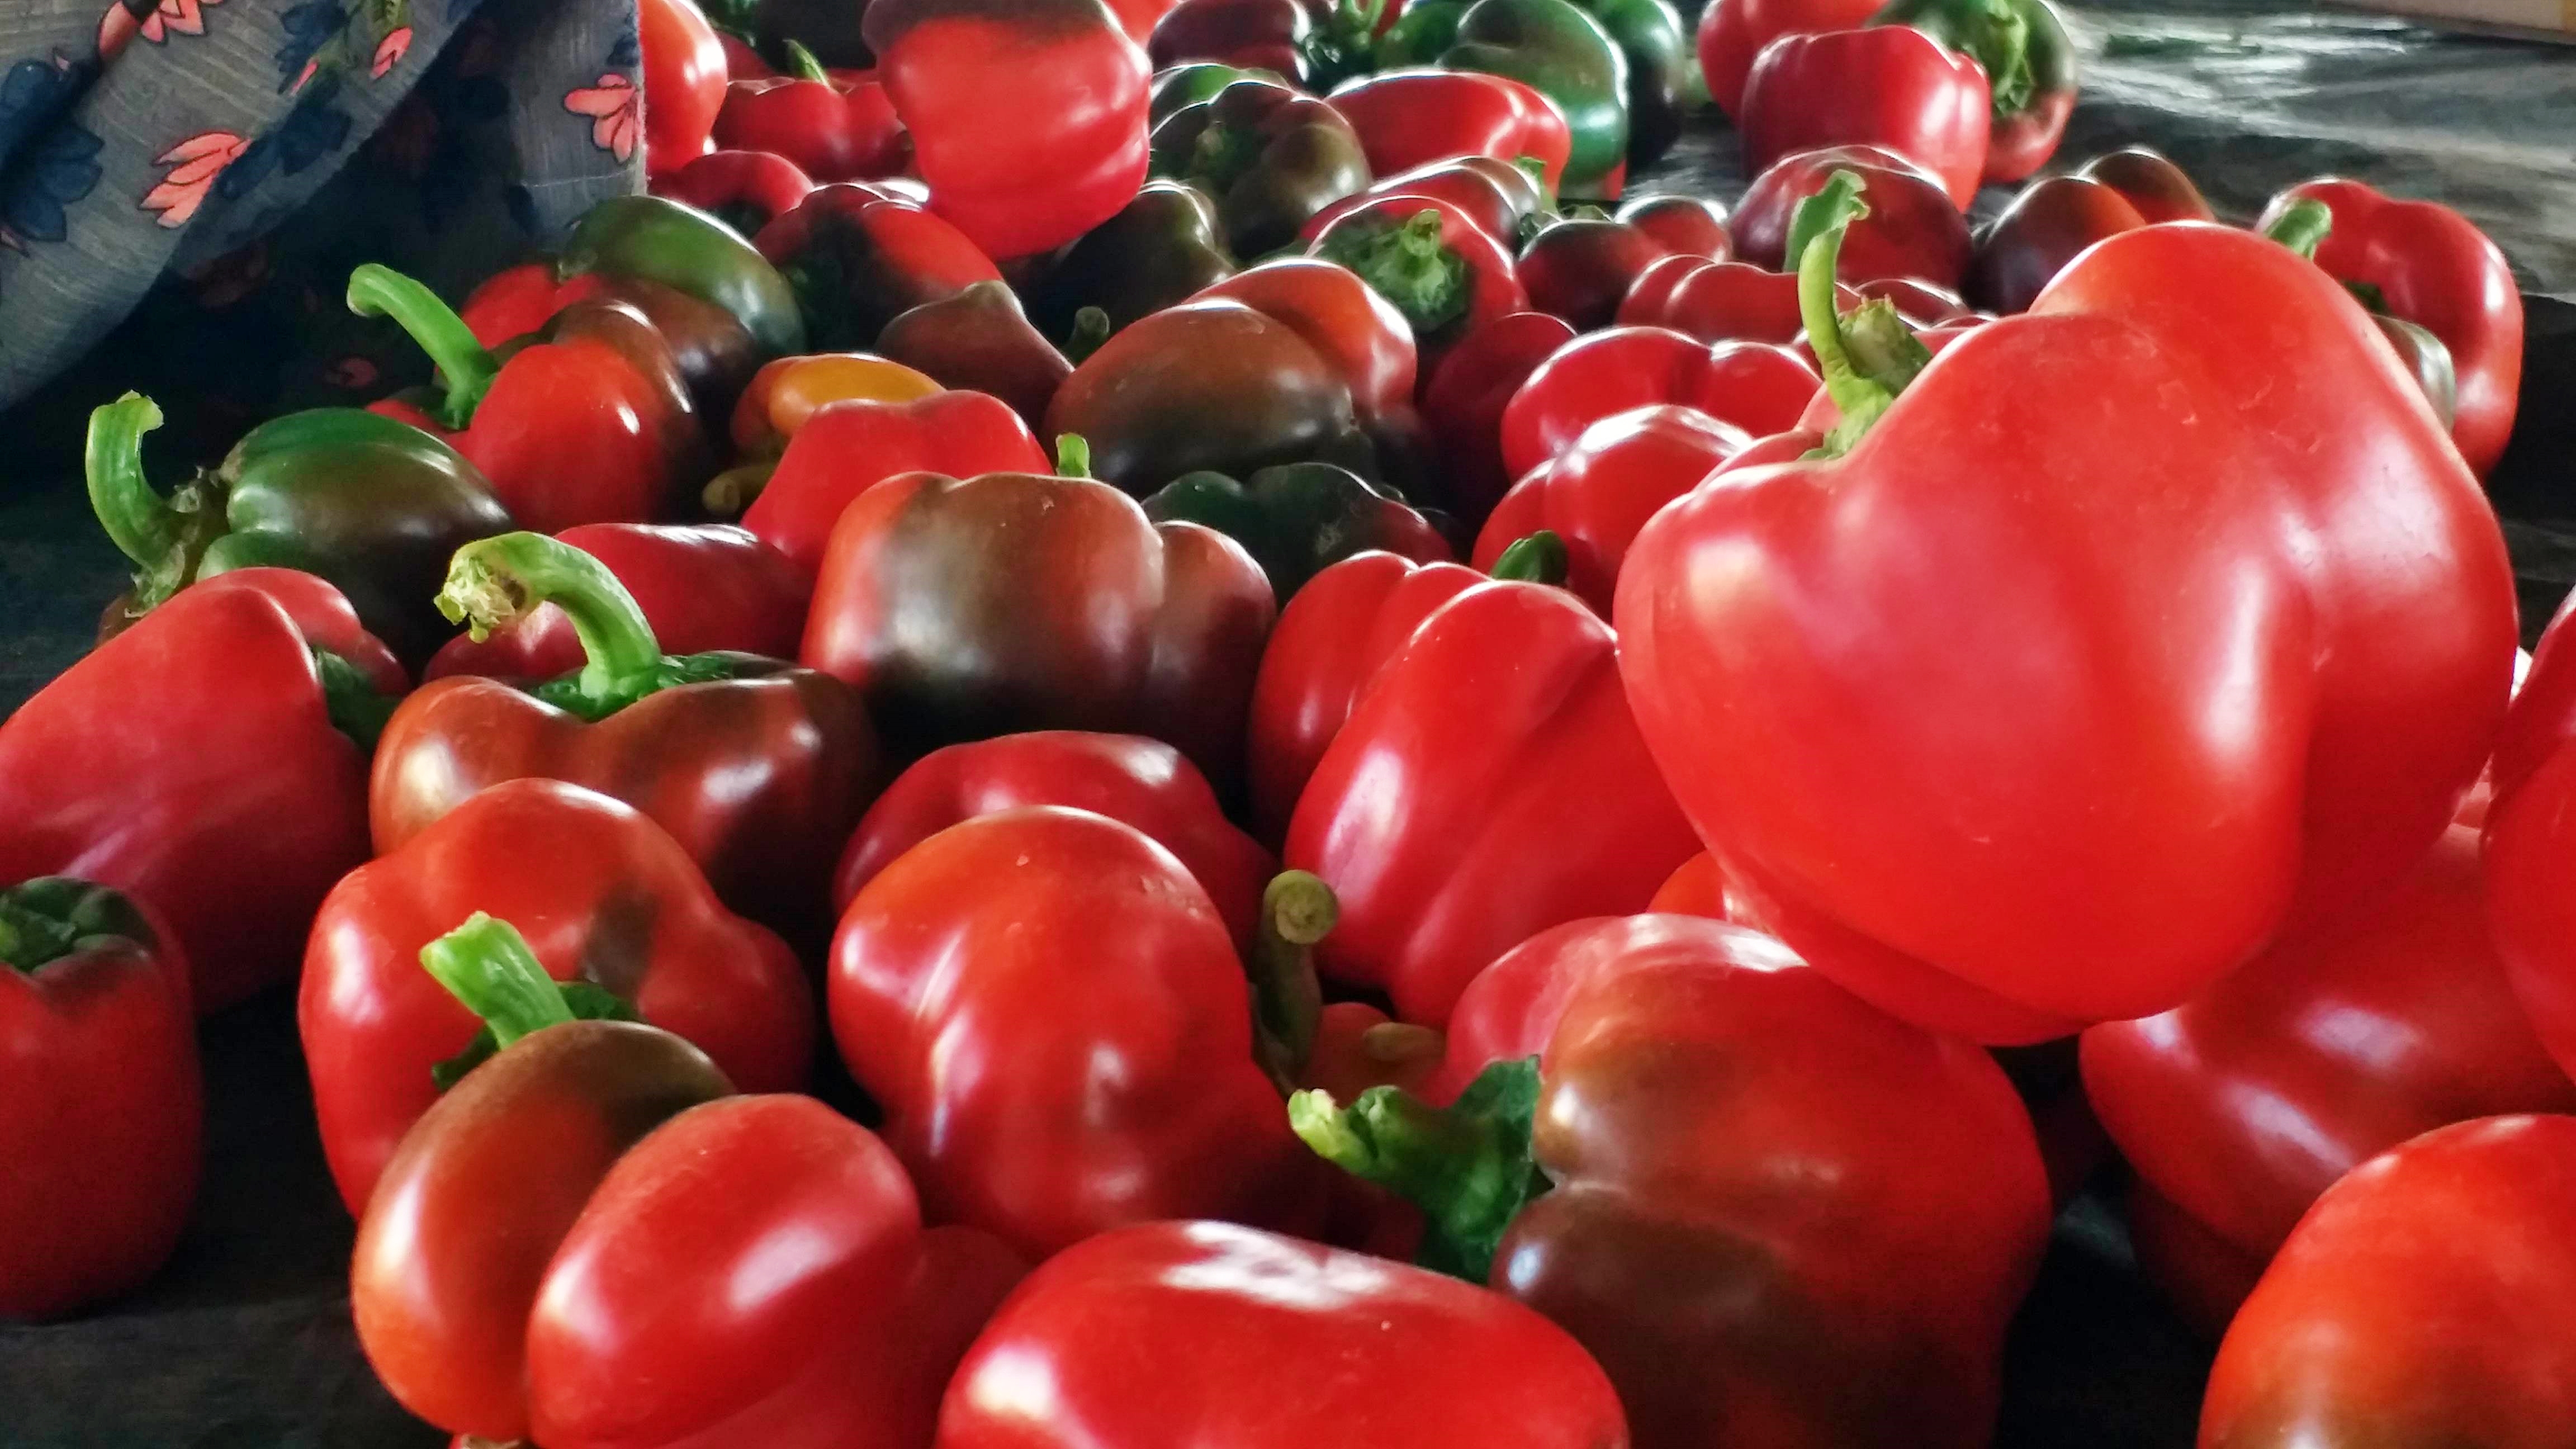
[1570,0,1688,166]
[557,195,808,358]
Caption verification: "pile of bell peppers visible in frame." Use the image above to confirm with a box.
[5,8,2570,1449]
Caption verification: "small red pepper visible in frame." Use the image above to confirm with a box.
[1963,173,2147,315]
[1697,0,1879,119]
[1740,26,1991,209]
[1474,404,1749,614]
[1417,309,1578,525]
[755,185,1004,353]
[1614,192,1733,258]
[454,267,766,428]
[1618,249,1862,346]
[1499,324,1817,479]
[640,0,727,176]
[875,280,1076,430]
[1732,143,1970,285]
[712,45,908,182]
[1516,216,1676,332]
[302,778,816,1214]
[1325,68,1574,196]
[1311,195,1531,358]
[0,880,199,1322]
[741,388,1049,580]
[1873,0,2077,184]
[1195,257,1420,426]
[1303,155,1556,255]
[651,148,817,238]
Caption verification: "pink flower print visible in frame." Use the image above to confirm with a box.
[371,25,410,78]
[140,130,249,228]
[98,6,138,58]
[101,0,225,58]
[563,73,640,162]
[290,56,318,93]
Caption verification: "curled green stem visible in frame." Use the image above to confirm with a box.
[84,393,178,569]
[2264,198,2333,261]
[347,264,502,432]
[437,532,666,704]
[1796,171,1926,456]
[1287,1056,1547,1282]
[1248,871,1337,1092]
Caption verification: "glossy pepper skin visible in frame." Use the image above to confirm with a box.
[2487,598,2576,1083]
[1474,404,1746,614]
[1741,27,1991,209]
[802,452,1275,784]
[1145,0,1375,91]
[1305,154,1556,254]
[2077,145,2214,222]
[1500,325,1816,479]
[460,264,767,429]
[1145,461,1451,602]
[1571,0,1688,166]
[1615,193,1732,258]
[2259,178,2523,479]
[755,186,1003,353]
[1293,915,2051,1449]
[1732,144,1969,285]
[303,778,816,1214]
[1149,76,1371,257]
[87,392,510,665]
[830,808,1329,1256]
[2081,825,2576,1328]
[423,523,807,681]
[353,269,705,535]
[1194,257,1418,425]
[1963,173,2146,315]
[558,194,809,358]
[1613,210,2516,1042]
[1030,178,1238,341]
[712,48,908,182]
[725,352,945,458]
[1325,68,1573,196]
[1383,0,1631,196]
[863,0,1151,259]
[935,1220,1634,1449]
[741,389,1049,579]
[652,149,818,239]
[1874,0,2076,183]
[2,568,386,1014]
[1516,216,1674,331]
[1697,0,1877,118]
[1286,579,1700,1026]
[875,281,1074,428]
[2198,1115,2576,1449]
[641,0,727,176]
[1418,310,1577,525]
[0,881,199,1322]
[1617,250,1860,347]
[374,532,880,940]
[1311,195,1530,354]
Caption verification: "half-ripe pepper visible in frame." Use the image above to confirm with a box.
[1696,0,1877,118]
[861,0,1151,259]
[742,388,1050,576]
[1617,250,1860,347]
[1873,0,2075,183]
[423,523,807,682]
[1304,154,1556,254]
[374,533,880,940]
[2080,825,2576,1332]
[1144,461,1452,600]
[1615,193,1732,258]
[1499,324,1817,479]
[1195,257,1418,425]
[559,194,809,358]
[1147,0,1378,91]
[2258,178,2524,479]
[1474,404,1746,613]
[1290,914,2051,1447]
[1731,143,1968,284]
[1963,173,2146,315]
[2077,145,2213,222]
[1029,178,1239,342]
[1285,578,1699,1025]
[3,567,386,1013]
[726,351,945,457]
[2198,1115,2576,1449]
[1740,26,1990,209]
[651,149,817,239]
[1245,551,1490,842]
[937,1220,1633,1448]
[1516,216,1674,330]
[1571,0,1688,166]
[641,0,728,176]
[460,264,768,429]
[1379,0,1631,197]
[0,880,198,1322]
[755,185,1003,353]
[831,732,1275,948]
[1613,173,2515,1042]
[86,392,509,665]
[1324,69,1572,196]
[2487,598,2576,1085]
[1311,195,1530,356]
[1418,309,1577,524]
[876,281,1074,429]
[830,808,1333,1254]
[352,268,706,535]
[803,442,1275,784]
[1149,76,1372,257]
[303,778,816,1213]
[713,46,908,183]
[1045,300,1380,494]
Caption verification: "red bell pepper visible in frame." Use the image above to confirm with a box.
[423,523,807,683]
[1194,257,1419,426]
[1499,325,1817,479]
[712,48,908,183]
[1474,404,1749,614]
[830,808,1333,1255]
[2198,1115,2576,1448]
[374,532,879,940]
[303,778,816,1214]
[1284,579,1700,1026]
[1145,0,1371,89]
[0,880,199,1321]
[1740,26,1991,209]
[640,0,727,176]
[352,267,705,534]
[2493,590,2576,814]
[831,731,1275,950]
[1418,310,1578,525]
[1873,0,2077,184]
[453,264,765,428]
[727,352,946,457]
[651,149,817,238]
[875,281,1076,430]
[755,186,1003,353]
[1732,143,1969,285]
[1292,914,2051,1446]
[2076,145,2213,223]
[1325,68,1574,196]
[1613,170,2516,1043]
[1697,0,1879,119]
[1516,216,1676,332]
[861,0,1151,259]
[802,443,1275,786]
[1303,155,1556,255]
[1963,173,2147,315]
[2487,598,2576,1086]
[1648,850,1729,916]
[1617,250,1862,346]
[937,1220,1633,1448]
[2081,825,2576,1328]
[1310,195,1531,356]
[0,571,387,1014]
[2260,178,2525,479]
[741,389,1048,579]
[1614,193,1733,259]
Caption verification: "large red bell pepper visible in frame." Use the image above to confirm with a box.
[1310,194,1531,356]
[1474,404,1749,614]
[1284,579,1701,1026]
[712,47,908,183]
[1499,325,1816,479]
[740,389,1048,579]
[1613,173,2516,1043]
[651,149,818,239]
[2259,178,2525,478]
[2486,595,2576,1085]
[423,523,807,682]
[2198,1115,2576,1448]
[1739,26,1991,209]
[936,1220,1633,1448]
[1697,0,1879,119]
[452,264,764,428]
[1325,68,1574,196]
[0,880,199,1321]
[303,777,816,1214]
[0,571,390,1014]
[755,186,1005,353]
[1874,0,2077,184]
[1291,914,2051,1447]
[1618,250,1862,346]
[1418,310,1578,525]
[1195,257,1419,427]
[861,0,1151,258]
[830,807,1332,1255]
[641,0,727,176]
[1731,143,1969,285]
[374,533,879,940]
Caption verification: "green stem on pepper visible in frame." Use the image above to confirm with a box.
[783,38,834,83]
[1248,871,1338,1095]
[1491,530,1570,587]
[1796,172,1929,457]
[1288,1057,1550,1281]
[417,912,643,1091]
[437,531,742,720]
[1319,210,1471,337]
[84,393,180,570]
[1055,434,1093,480]
[2263,198,2333,261]
[346,264,505,433]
